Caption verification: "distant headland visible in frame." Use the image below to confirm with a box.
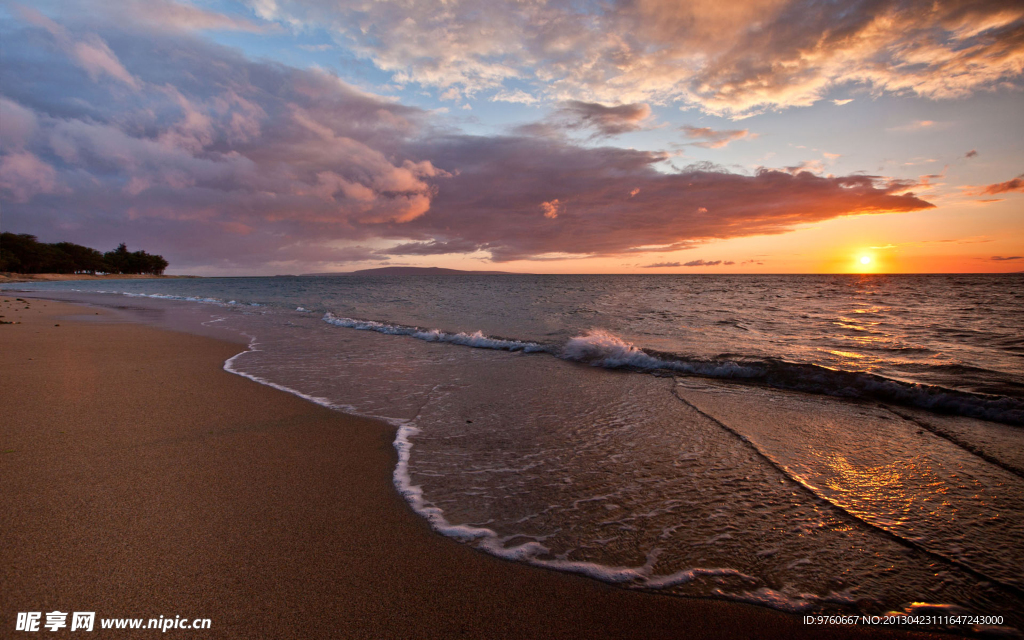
[300,267,521,276]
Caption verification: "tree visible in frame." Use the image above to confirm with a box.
[103,243,132,274]
[102,243,169,275]
[0,234,169,275]
[55,242,106,274]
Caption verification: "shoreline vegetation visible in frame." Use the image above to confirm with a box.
[0,233,169,276]
[0,295,942,639]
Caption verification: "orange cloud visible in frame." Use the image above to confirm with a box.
[680,125,754,148]
[981,173,1024,194]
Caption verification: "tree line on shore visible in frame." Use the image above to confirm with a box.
[0,233,169,275]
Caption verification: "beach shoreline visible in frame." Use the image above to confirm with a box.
[0,273,199,284]
[0,296,943,638]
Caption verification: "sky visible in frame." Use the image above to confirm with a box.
[0,0,1022,275]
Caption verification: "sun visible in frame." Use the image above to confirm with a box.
[859,256,872,265]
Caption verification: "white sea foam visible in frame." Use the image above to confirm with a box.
[222,332,400,428]
[322,312,546,352]
[561,330,760,378]
[643,567,755,589]
[121,291,231,306]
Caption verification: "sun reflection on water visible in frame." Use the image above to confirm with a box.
[823,454,915,528]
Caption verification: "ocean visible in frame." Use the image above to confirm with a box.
[11,274,1024,632]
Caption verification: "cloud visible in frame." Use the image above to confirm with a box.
[0,151,59,202]
[17,6,141,89]
[113,0,274,33]
[832,99,854,106]
[389,136,934,262]
[965,149,979,158]
[786,160,826,175]
[991,255,1023,261]
[246,0,1024,117]
[681,126,753,149]
[551,101,652,136]
[539,199,563,219]
[0,13,937,272]
[492,89,539,105]
[981,173,1024,194]
[643,259,741,268]
[886,120,948,133]
[378,239,482,256]
[516,101,652,138]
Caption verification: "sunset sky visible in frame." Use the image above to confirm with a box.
[1,0,1022,275]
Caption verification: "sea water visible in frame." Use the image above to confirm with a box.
[11,274,1024,632]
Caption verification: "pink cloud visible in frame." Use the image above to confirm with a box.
[18,7,140,88]
[981,173,1024,194]
[681,126,754,148]
[0,152,58,202]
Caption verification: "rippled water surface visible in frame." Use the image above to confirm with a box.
[12,274,1024,633]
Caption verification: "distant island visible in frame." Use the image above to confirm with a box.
[301,267,520,276]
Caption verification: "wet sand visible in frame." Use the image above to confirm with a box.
[0,297,940,639]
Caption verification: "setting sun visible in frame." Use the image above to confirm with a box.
[860,256,872,265]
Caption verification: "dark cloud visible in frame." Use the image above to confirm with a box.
[991,256,1023,261]
[551,101,652,136]
[981,173,1024,194]
[0,12,936,273]
[965,149,979,158]
[683,259,722,266]
[393,135,934,261]
[681,126,753,148]
[641,262,682,268]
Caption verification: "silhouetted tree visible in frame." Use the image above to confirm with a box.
[102,243,169,275]
[0,233,168,275]
[55,242,107,274]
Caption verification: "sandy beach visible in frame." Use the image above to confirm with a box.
[0,297,943,639]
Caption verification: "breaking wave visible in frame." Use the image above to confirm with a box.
[559,330,1024,425]
[322,312,548,352]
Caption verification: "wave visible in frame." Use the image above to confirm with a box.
[53,285,1024,427]
[318,315,1023,426]
[391,419,852,611]
[99,290,265,308]
[559,330,1024,426]
[561,330,762,378]
[322,313,548,353]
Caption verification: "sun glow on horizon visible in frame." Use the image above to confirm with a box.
[849,251,880,273]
